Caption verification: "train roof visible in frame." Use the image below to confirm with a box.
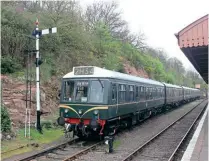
[63,66,164,86]
[182,86,199,90]
[163,83,182,89]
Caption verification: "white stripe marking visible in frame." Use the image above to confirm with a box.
[181,104,208,161]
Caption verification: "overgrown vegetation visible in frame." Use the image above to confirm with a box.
[1,127,64,159]
[1,56,22,74]
[1,1,207,89]
[1,105,11,132]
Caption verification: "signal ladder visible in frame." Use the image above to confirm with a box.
[24,49,35,138]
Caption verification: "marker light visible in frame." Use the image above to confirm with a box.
[64,109,69,113]
[94,110,99,115]
[78,109,83,115]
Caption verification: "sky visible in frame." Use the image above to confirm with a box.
[79,0,209,71]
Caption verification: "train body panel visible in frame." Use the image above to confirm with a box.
[57,66,202,138]
[163,83,183,105]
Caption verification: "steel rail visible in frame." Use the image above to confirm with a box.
[167,102,208,161]
[62,141,102,161]
[18,138,79,161]
[1,145,29,155]
[122,99,206,161]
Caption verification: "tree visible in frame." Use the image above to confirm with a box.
[127,32,146,50]
[84,1,129,39]
[167,57,185,74]
[1,105,11,132]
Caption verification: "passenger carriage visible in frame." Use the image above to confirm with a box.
[163,83,183,106]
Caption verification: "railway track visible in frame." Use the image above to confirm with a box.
[16,138,78,161]
[122,99,208,161]
[4,100,205,161]
[17,138,102,161]
[62,141,102,161]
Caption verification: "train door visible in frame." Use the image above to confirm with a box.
[112,82,119,117]
[162,83,166,105]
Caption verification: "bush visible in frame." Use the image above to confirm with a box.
[41,120,54,129]
[1,105,11,132]
[1,56,22,74]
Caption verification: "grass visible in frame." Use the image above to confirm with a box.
[113,139,121,149]
[1,127,64,159]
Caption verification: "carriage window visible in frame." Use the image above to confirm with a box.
[149,88,152,99]
[75,81,88,102]
[63,80,75,101]
[129,85,134,102]
[162,88,164,97]
[119,84,126,103]
[139,86,144,100]
[112,84,117,100]
[158,88,161,98]
[146,87,149,100]
[153,88,156,99]
[136,86,139,99]
[160,88,162,98]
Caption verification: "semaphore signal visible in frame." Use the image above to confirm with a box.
[32,18,57,133]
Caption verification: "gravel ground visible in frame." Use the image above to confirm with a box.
[132,99,207,161]
[75,100,203,161]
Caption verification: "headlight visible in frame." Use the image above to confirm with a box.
[94,110,99,115]
[78,109,83,114]
[64,109,69,113]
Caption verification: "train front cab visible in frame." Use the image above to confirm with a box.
[58,78,111,138]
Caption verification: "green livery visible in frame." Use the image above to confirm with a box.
[57,66,201,138]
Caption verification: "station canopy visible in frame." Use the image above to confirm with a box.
[175,14,208,84]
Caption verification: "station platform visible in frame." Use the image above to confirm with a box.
[181,104,208,161]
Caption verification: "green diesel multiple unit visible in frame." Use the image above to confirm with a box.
[57,66,201,138]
